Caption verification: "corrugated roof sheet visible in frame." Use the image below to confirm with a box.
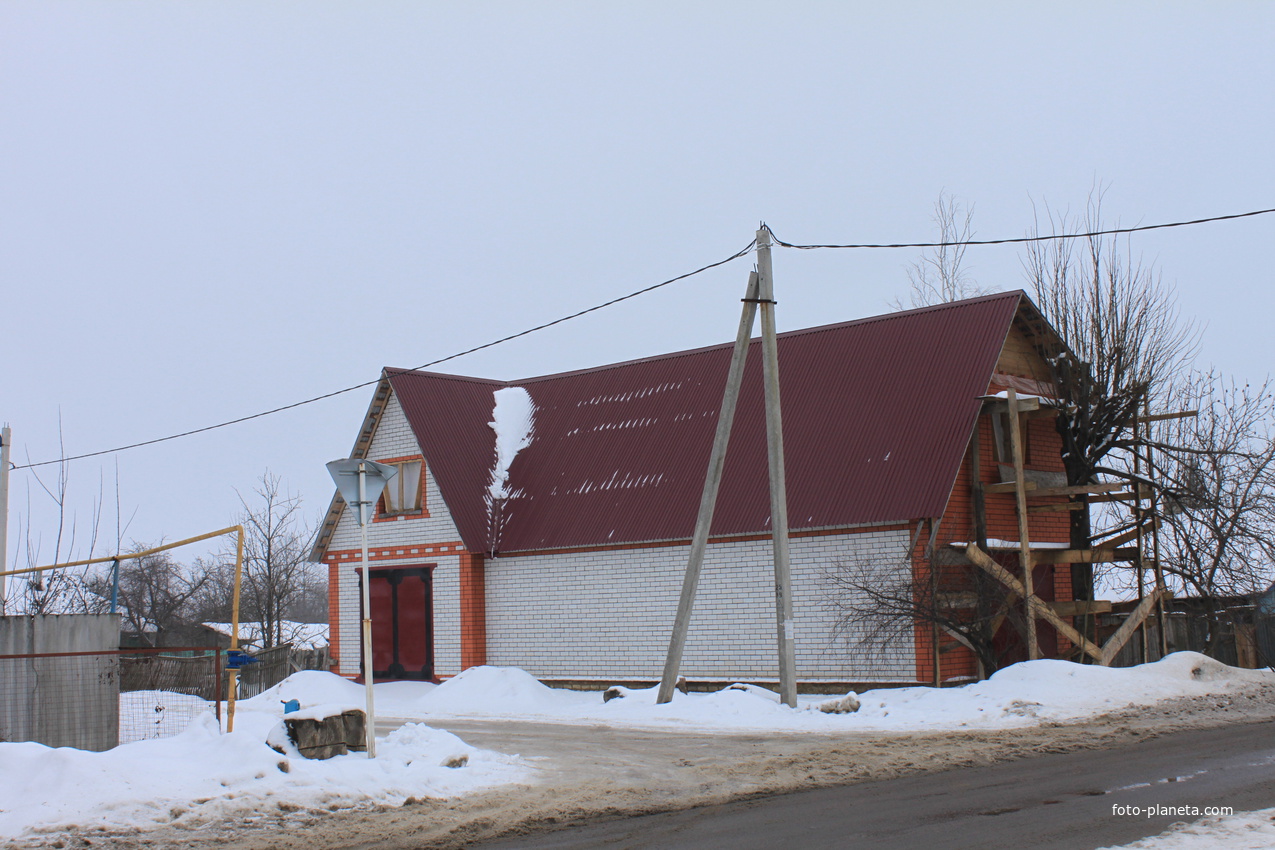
[387,291,1025,554]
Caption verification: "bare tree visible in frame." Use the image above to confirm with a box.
[1022,189,1199,618]
[821,549,1028,678]
[86,547,210,645]
[222,472,319,649]
[894,192,989,308]
[9,425,117,614]
[1143,373,1275,652]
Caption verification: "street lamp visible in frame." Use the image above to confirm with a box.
[325,457,397,758]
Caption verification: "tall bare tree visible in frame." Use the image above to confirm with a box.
[220,473,318,649]
[894,192,989,308]
[1022,190,1198,612]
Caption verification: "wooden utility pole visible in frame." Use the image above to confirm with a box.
[1006,389,1039,660]
[757,227,798,707]
[657,272,761,705]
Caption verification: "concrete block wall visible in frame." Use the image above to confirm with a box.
[485,526,916,684]
[326,392,466,678]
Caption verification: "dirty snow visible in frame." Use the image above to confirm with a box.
[1,653,1269,843]
[0,674,523,842]
[486,386,535,500]
[1099,807,1275,849]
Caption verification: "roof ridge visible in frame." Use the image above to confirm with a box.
[384,289,1026,387]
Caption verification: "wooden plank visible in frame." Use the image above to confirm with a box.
[985,480,1037,494]
[964,544,1104,662]
[1095,517,1160,550]
[1032,547,1139,564]
[1089,491,1138,504]
[1100,586,1172,666]
[984,482,1125,498]
[1029,502,1086,513]
[1124,410,1198,426]
[1046,600,1113,617]
[981,396,1042,415]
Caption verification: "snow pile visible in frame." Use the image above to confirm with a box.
[0,678,526,842]
[203,620,329,650]
[393,654,1271,733]
[486,386,535,500]
[418,665,584,715]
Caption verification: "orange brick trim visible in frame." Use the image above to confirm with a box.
[371,454,431,522]
[499,523,913,558]
[458,552,486,670]
[323,541,466,562]
[327,561,342,674]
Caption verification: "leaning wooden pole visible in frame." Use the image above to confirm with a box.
[656,272,761,704]
[757,227,798,707]
[1006,388,1039,660]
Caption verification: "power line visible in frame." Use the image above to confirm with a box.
[765,206,1275,250]
[15,202,1274,471]
[14,239,758,470]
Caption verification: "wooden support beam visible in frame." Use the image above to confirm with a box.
[1095,516,1161,551]
[981,396,1041,416]
[1046,600,1113,617]
[1123,410,1198,426]
[1006,389,1038,660]
[1031,547,1139,564]
[985,480,1038,495]
[964,544,1104,662]
[1029,501,1086,513]
[984,482,1125,498]
[1089,491,1138,504]
[1099,586,1172,666]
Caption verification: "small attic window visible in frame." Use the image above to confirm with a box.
[381,459,424,515]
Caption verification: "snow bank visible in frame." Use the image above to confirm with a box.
[1099,807,1275,849]
[487,386,535,499]
[393,654,1272,733]
[0,695,525,841]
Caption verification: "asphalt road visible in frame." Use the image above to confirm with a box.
[468,720,1275,850]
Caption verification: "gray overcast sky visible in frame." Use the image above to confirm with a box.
[2,2,1272,572]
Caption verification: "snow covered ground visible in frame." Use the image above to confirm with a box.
[0,651,1269,844]
[1101,807,1275,849]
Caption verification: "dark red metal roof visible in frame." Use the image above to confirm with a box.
[387,291,1025,554]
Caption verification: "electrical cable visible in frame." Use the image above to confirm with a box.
[14,239,758,470]
[15,203,1274,470]
[764,206,1275,250]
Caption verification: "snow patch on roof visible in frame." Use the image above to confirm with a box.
[486,387,535,500]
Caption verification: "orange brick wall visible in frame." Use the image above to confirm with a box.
[912,409,1076,683]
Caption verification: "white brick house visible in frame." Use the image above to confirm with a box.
[312,292,1075,689]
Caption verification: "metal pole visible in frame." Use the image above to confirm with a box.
[109,558,120,614]
[657,271,761,704]
[756,227,797,708]
[358,461,377,758]
[227,525,244,733]
[0,426,9,612]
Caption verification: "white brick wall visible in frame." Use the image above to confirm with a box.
[329,388,920,684]
[484,527,916,684]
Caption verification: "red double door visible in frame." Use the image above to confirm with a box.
[358,564,435,681]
